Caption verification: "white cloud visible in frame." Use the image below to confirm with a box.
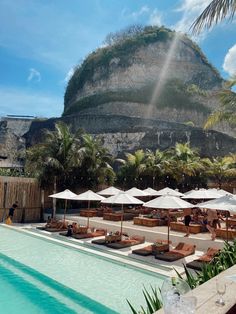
[122,5,150,20]
[223,44,236,76]
[27,68,41,82]
[131,6,150,19]
[64,67,75,83]
[149,9,162,26]
[174,0,212,41]
[0,86,62,118]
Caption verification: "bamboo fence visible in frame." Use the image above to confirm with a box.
[0,176,52,223]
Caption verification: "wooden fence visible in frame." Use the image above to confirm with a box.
[0,176,52,223]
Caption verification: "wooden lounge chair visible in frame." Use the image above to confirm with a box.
[106,235,145,250]
[155,242,196,262]
[72,228,107,239]
[186,247,220,271]
[132,239,170,256]
[91,232,122,245]
[38,220,68,232]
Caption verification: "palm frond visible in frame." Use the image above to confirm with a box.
[191,0,236,34]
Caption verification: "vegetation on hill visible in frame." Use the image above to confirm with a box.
[64,25,221,115]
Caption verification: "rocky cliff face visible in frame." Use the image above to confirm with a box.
[64,26,229,135]
[25,114,236,157]
[0,117,34,168]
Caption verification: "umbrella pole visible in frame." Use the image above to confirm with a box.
[226,214,229,243]
[121,204,124,241]
[167,209,170,250]
[87,200,90,228]
[64,199,67,222]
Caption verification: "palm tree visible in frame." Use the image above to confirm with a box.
[202,155,236,188]
[191,0,236,33]
[144,149,170,188]
[204,78,236,128]
[25,121,81,189]
[167,143,203,190]
[78,134,115,187]
[117,150,146,188]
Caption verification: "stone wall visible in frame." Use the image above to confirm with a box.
[25,114,236,157]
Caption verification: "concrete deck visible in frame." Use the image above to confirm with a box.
[155,264,236,314]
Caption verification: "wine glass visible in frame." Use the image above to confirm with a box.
[215,279,226,306]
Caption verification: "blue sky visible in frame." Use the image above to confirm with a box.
[0,0,235,118]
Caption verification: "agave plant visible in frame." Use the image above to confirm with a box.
[127,286,162,314]
[175,266,199,289]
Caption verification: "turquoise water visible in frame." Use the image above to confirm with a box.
[0,226,165,313]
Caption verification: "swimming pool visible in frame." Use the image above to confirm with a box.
[0,225,165,313]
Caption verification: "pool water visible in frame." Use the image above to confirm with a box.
[0,226,165,313]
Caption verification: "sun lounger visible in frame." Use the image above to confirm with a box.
[132,245,153,256]
[72,229,107,239]
[91,232,121,245]
[37,220,68,232]
[107,235,145,249]
[155,242,196,262]
[186,247,220,271]
[132,239,170,256]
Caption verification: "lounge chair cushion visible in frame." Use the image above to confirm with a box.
[155,252,184,262]
[91,239,107,245]
[186,260,205,271]
[132,245,153,256]
[198,248,219,262]
[170,242,196,256]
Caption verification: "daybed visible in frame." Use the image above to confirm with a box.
[80,209,97,217]
[155,242,196,262]
[37,220,68,232]
[91,233,121,245]
[215,228,236,240]
[106,235,145,249]
[170,221,202,234]
[133,217,166,227]
[132,239,170,256]
[186,247,220,271]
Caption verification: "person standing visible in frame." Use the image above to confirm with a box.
[7,202,18,222]
[206,208,218,240]
[183,208,192,237]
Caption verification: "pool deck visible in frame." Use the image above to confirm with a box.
[3,213,228,278]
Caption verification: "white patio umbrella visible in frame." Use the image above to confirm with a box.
[143,187,160,196]
[49,189,78,221]
[196,195,236,241]
[144,195,194,246]
[208,188,233,196]
[125,187,150,197]
[182,188,223,200]
[102,192,143,239]
[97,186,122,196]
[73,190,105,227]
[155,187,184,197]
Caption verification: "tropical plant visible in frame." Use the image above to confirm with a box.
[204,78,236,128]
[191,0,236,33]
[144,149,170,188]
[166,143,203,190]
[202,155,236,188]
[78,134,115,187]
[25,121,81,188]
[127,286,162,314]
[117,150,146,188]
